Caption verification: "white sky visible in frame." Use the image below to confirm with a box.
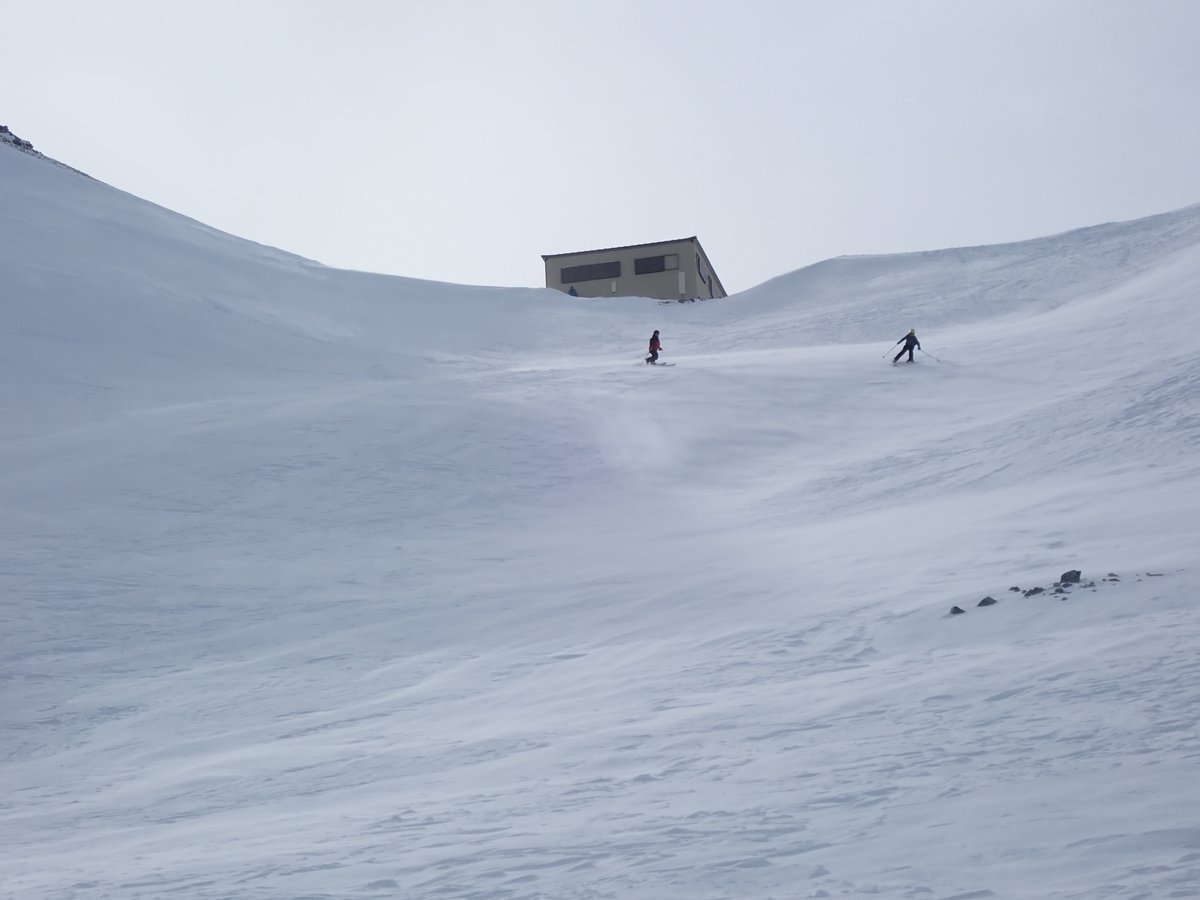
[6,0,1200,292]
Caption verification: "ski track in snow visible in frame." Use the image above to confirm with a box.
[2,143,1200,899]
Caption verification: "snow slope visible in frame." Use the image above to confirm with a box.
[2,141,1199,900]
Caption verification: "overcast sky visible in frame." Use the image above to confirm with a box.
[6,0,1200,292]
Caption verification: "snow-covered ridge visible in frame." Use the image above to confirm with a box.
[724,201,1200,348]
[3,128,1199,899]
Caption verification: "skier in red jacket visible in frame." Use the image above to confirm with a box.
[646,330,663,365]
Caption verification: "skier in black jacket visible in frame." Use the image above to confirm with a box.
[893,329,920,364]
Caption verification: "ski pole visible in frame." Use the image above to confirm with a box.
[918,347,941,362]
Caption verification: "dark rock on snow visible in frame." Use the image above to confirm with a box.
[0,125,35,152]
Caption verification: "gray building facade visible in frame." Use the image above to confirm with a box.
[542,236,727,300]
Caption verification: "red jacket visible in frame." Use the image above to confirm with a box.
[648,336,661,352]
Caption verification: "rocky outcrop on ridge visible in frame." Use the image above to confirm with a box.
[1,125,90,178]
[2,124,42,155]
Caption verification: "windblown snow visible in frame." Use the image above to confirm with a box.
[2,139,1198,900]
